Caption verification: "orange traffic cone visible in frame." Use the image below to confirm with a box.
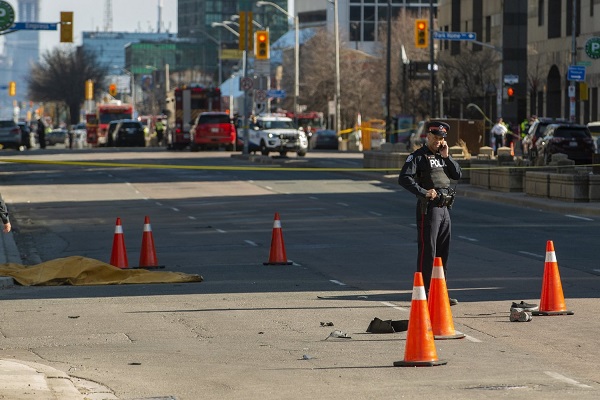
[393,272,447,367]
[138,216,162,269]
[428,257,465,340]
[110,217,129,269]
[533,240,574,316]
[263,212,292,265]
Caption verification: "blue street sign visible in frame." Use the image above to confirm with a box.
[12,22,57,30]
[433,31,476,41]
[267,89,286,99]
[567,65,586,82]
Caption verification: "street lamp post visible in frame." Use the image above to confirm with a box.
[211,22,240,37]
[256,1,299,121]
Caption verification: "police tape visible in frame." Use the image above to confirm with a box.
[0,158,597,172]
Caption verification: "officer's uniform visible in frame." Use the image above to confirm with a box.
[399,121,462,294]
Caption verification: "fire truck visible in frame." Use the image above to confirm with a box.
[86,102,133,146]
[284,111,325,138]
[166,85,221,150]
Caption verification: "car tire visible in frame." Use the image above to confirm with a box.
[260,141,269,156]
[297,151,306,157]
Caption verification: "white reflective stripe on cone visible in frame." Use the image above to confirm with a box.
[546,251,557,263]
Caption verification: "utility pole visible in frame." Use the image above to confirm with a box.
[569,0,577,122]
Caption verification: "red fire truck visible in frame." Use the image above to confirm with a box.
[86,102,133,146]
[167,85,221,150]
[284,111,325,137]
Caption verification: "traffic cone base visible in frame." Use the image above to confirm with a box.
[393,272,447,368]
[533,240,574,316]
[428,257,465,340]
[264,212,293,265]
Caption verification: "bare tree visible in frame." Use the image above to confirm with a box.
[27,47,108,125]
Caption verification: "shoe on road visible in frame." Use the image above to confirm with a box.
[511,301,538,312]
[449,298,458,306]
[510,307,533,322]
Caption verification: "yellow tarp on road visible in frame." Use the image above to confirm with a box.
[0,256,203,286]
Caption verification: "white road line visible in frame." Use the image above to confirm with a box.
[544,371,592,389]
[171,207,179,212]
[188,216,196,220]
[245,240,258,247]
[463,334,482,343]
[519,251,544,258]
[594,269,600,274]
[369,211,383,216]
[309,196,318,200]
[337,202,349,207]
[566,214,594,221]
[458,235,478,242]
[216,229,226,233]
[155,202,162,206]
[330,280,346,286]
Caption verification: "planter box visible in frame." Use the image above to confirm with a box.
[525,172,550,198]
[489,168,524,192]
[590,174,600,202]
[362,150,408,169]
[548,173,589,202]
[470,168,489,189]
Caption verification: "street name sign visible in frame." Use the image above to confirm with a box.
[13,22,57,30]
[567,65,586,82]
[433,31,476,41]
[267,89,286,99]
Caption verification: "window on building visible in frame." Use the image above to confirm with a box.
[547,1,560,38]
[538,0,544,26]
[485,16,491,42]
[349,6,361,42]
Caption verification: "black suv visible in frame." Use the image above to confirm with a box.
[108,120,145,147]
[522,117,569,160]
[534,123,595,165]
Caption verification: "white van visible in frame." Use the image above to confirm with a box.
[587,121,600,153]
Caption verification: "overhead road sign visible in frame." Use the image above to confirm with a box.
[567,65,586,82]
[12,22,57,30]
[433,31,476,41]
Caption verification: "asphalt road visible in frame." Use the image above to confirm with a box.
[0,148,598,400]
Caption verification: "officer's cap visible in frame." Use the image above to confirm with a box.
[426,121,449,138]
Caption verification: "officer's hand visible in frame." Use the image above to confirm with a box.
[426,189,437,199]
[439,140,449,158]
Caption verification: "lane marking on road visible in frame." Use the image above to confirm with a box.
[458,235,478,242]
[171,207,179,212]
[544,371,592,389]
[519,251,544,258]
[309,196,318,200]
[188,216,196,220]
[155,202,163,206]
[369,211,382,216]
[245,240,258,247]
[337,202,349,207]
[216,229,226,233]
[565,214,594,221]
[330,280,346,286]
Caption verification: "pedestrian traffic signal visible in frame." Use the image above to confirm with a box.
[507,86,515,102]
[60,11,73,43]
[85,79,94,100]
[415,19,428,49]
[109,83,117,97]
[254,30,270,60]
[8,81,16,97]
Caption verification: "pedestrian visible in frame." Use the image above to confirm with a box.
[37,118,46,149]
[398,121,462,305]
[490,117,508,154]
[155,118,164,146]
[0,195,11,234]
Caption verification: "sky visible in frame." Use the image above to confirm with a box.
[35,0,178,52]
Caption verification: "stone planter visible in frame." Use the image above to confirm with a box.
[548,173,589,202]
[590,174,600,202]
[362,150,408,169]
[470,168,489,189]
[489,168,525,192]
[525,172,550,198]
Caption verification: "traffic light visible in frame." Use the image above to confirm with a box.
[60,12,73,43]
[415,19,428,49]
[85,80,94,100]
[109,83,117,97]
[507,86,515,102]
[254,30,270,60]
[8,81,15,97]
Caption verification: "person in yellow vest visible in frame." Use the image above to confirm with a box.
[155,118,165,146]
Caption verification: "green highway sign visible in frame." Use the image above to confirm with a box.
[585,37,600,60]
[0,1,15,31]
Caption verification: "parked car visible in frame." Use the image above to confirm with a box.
[45,128,68,146]
[17,121,33,149]
[108,119,145,147]
[65,122,88,148]
[522,117,569,160]
[189,112,239,151]
[534,123,595,166]
[309,129,339,150]
[0,119,28,150]
[587,121,600,153]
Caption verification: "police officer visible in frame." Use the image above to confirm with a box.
[399,121,462,305]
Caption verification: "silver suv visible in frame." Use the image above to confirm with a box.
[0,119,28,150]
[248,114,308,157]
